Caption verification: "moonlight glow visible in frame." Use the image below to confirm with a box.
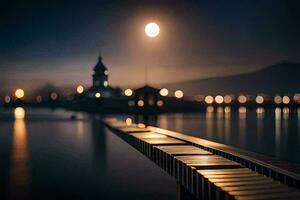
[145,22,160,38]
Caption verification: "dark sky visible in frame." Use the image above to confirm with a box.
[1,0,300,93]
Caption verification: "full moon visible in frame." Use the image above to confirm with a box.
[145,22,160,38]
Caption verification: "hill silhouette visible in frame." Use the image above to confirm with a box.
[165,61,300,95]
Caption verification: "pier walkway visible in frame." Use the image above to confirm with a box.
[104,120,300,200]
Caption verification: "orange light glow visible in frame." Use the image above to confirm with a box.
[159,88,168,96]
[77,85,84,94]
[174,90,184,98]
[282,96,290,104]
[274,95,282,104]
[255,95,264,104]
[238,95,247,104]
[217,107,223,113]
[204,96,214,104]
[125,118,132,126]
[128,100,135,106]
[256,107,265,114]
[206,106,214,113]
[124,89,133,97]
[223,95,232,104]
[137,100,144,107]
[238,106,247,113]
[10,112,30,199]
[15,89,25,99]
[156,100,164,107]
[283,107,289,114]
[137,123,146,128]
[215,95,224,104]
[224,106,231,113]
[14,107,25,120]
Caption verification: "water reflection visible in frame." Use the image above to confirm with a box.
[275,107,282,158]
[174,113,183,131]
[224,107,231,143]
[238,107,247,147]
[216,107,224,141]
[205,106,214,139]
[256,107,264,145]
[158,115,168,129]
[8,108,30,199]
[14,107,25,119]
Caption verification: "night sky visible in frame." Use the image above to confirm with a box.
[1,0,300,93]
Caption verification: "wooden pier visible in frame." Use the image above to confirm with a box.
[104,120,300,200]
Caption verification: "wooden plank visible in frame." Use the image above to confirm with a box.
[118,127,150,133]
[228,187,295,196]
[222,183,285,192]
[215,179,275,187]
[203,173,261,179]
[236,191,300,200]
[208,176,268,183]
[140,137,186,145]
[155,145,212,155]
[130,132,168,139]
[176,155,227,161]
[198,168,251,175]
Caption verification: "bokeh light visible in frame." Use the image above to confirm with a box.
[174,90,184,98]
[223,95,232,104]
[137,100,144,107]
[204,96,214,104]
[238,95,247,104]
[282,96,290,104]
[4,96,11,103]
[50,92,58,100]
[215,95,224,104]
[36,96,42,103]
[255,95,264,104]
[159,88,168,96]
[77,85,84,94]
[156,100,164,107]
[293,94,300,104]
[124,89,133,97]
[274,95,282,104]
[95,92,101,98]
[15,89,25,99]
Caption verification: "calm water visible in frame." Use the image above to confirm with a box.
[0,108,176,200]
[1,107,300,199]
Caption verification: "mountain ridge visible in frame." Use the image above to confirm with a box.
[164,61,300,95]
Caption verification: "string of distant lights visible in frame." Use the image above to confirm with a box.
[2,87,300,106]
